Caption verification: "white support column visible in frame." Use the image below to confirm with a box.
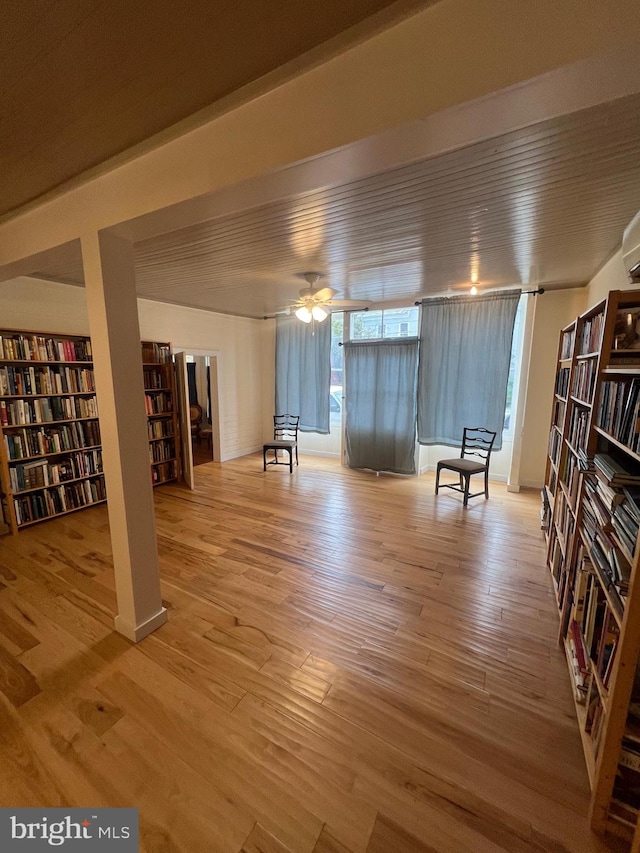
[81,230,167,642]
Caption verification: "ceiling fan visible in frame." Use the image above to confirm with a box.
[288,272,369,323]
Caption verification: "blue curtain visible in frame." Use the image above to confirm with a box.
[417,289,521,451]
[344,338,419,474]
[275,316,331,433]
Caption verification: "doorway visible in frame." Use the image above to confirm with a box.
[174,349,222,487]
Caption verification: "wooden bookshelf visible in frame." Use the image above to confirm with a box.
[0,333,183,533]
[142,341,180,486]
[544,290,640,845]
[0,329,104,533]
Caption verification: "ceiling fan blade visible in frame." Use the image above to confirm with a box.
[313,286,337,301]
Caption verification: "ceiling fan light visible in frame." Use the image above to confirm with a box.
[295,306,312,323]
[312,305,328,322]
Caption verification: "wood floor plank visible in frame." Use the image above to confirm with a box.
[0,455,615,851]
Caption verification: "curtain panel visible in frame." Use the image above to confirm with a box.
[186,361,198,405]
[275,316,331,434]
[417,289,521,451]
[344,338,419,475]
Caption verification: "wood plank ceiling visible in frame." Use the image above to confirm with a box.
[1,0,424,218]
[130,94,640,316]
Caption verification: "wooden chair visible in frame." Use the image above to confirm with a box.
[435,427,497,506]
[263,414,299,473]
[190,403,203,441]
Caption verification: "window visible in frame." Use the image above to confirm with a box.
[350,306,419,341]
[345,301,521,439]
[330,313,344,427]
[503,297,525,436]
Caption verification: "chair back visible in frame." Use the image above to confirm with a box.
[460,427,496,464]
[274,414,299,442]
[190,403,203,427]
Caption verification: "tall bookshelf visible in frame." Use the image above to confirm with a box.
[0,329,105,533]
[544,290,640,845]
[142,341,179,486]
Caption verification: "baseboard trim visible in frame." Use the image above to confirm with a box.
[114,607,168,643]
[520,479,544,489]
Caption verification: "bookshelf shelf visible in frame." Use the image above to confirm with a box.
[544,290,640,844]
[0,359,93,366]
[571,395,593,408]
[17,497,107,528]
[13,471,105,496]
[593,425,640,465]
[604,367,640,376]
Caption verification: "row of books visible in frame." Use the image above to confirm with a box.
[572,359,597,402]
[150,439,175,463]
[614,736,640,811]
[573,553,617,683]
[555,487,575,558]
[141,342,171,365]
[144,393,173,415]
[143,367,169,390]
[540,487,551,533]
[151,460,177,484]
[13,476,107,525]
[548,426,562,467]
[0,334,92,363]
[8,449,103,493]
[4,421,101,460]
[552,398,565,430]
[561,328,576,360]
[579,311,605,356]
[611,491,640,562]
[586,690,606,759]
[556,367,570,398]
[148,419,174,440]
[597,379,640,453]
[568,406,590,451]
[560,450,580,505]
[0,364,95,397]
[581,484,629,606]
[0,395,99,426]
[594,453,640,488]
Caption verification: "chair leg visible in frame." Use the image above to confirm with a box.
[463,473,471,507]
[295,445,299,466]
[435,465,440,494]
[289,448,293,473]
[263,449,267,471]
[484,467,489,499]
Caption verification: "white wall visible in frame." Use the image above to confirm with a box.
[518,288,587,488]
[0,276,274,461]
[585,248,631,305]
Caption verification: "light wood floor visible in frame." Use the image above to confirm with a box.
[0,455,621,852]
